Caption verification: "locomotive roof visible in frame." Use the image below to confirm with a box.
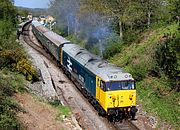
[63,44,101,65]
[44,31,71,46]
[63,44,134,81]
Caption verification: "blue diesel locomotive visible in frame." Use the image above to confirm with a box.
[31,20,137,121]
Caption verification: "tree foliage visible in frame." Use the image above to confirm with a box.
[0,0,17,24]
[155,32,180,90]
[0,0,38,82]
[49,0,179,49]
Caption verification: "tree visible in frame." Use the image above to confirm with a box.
[80,0,144,39]
[168,0,180,24]
[0,0,17,24]
[49,0,80,35]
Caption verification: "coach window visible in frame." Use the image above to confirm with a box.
[100,80,106,91]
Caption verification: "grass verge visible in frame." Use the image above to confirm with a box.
[137,77,180,128]
[49,100,71,121]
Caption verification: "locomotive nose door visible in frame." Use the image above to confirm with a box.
[96,77,101,101]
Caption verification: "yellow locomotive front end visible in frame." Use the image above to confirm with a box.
[96,73,137,121]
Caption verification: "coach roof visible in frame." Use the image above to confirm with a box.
[44,31,70,47]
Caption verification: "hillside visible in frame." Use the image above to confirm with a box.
[109,23,180,128]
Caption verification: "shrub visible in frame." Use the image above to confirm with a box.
[66,35,86,48]
[0,48,39,82]
[154,32,180,90]
[103,43,122,59]
[16,59,39,81]
[0,20,15,40]
[103,34,123,59]
[0,113,21,130]
[126,63,148,81]
[0,70,26,95]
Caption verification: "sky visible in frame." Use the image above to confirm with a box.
[14,0,50,8]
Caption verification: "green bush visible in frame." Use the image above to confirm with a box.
[126,63,148,81]
[66,35,86,48]
[123,29,141,44]
[16,58,39,81]
[0,113,21,130]
[0,20,15,40]
[103,42,122,59]
[154,32,180,90]
[0,70,26,95]
[103,35,123,59]
[89,46,100,55]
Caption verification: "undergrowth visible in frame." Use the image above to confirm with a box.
[0,70,26,130]
[137,77,180,128]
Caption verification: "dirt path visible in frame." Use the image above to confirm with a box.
[15,93,72,130]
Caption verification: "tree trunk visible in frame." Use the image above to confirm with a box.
[74,17,78,36]
[147,11,151,28]
[119,20,123,39]
[67,19,70,36]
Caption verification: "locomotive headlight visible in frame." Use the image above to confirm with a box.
[131,92,136,96]
[129,94,134,100]
[108,94,112,98]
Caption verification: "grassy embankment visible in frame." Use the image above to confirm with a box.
[0,70,26,130]
[109,23,180,128]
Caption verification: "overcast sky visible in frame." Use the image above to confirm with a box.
[14,0,50,8]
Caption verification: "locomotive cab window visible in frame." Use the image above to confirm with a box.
[100,80,106,91]
[106,81,135,91]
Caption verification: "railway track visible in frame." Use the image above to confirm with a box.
[22,23,54,64]
[21,22,140,130]
[22,22,70,106]
[114,120,139,130]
